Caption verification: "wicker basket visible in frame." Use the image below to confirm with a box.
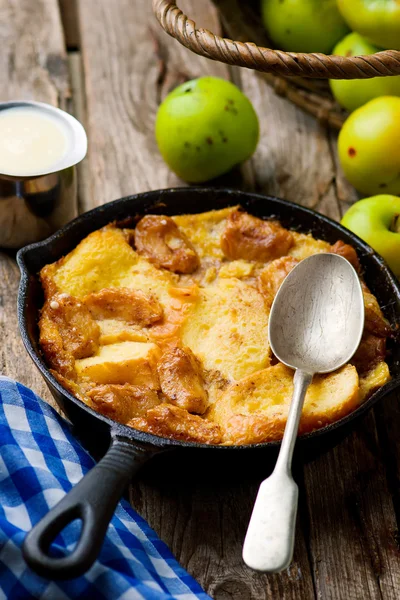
[152,0,400,129]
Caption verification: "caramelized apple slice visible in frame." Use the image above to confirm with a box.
[158,344,208,414]
[134,215,199,273]
[221,209,293,262]
[258,256,299,307]
[330,240,361,272]
[40,293,100,362]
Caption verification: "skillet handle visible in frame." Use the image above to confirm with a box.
[22,435,156,579]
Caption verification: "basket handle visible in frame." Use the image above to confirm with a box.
[152,0,400,79]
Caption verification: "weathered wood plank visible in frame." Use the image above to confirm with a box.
[77,0,227,210]
[68,51,91,213]
[0,0,71,408]
[304,409,400,600]
[237,70,342,220]
[0,252,49,400]
[216,0,359,217]
[374,389,400,524]
[59,0,80,49]
[373,391,400,595]
[0,0,69,107]
[130,459,315,600]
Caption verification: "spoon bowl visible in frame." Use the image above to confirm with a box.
[243,252,364,573]
[269,253,365,373]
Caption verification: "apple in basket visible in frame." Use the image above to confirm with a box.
[330,32,400,112]
[261,0,349,54]
[338,96,400,196]
[337,0,400,51]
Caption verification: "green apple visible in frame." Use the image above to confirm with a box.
[341,195,400,276]
[261,0,349,54]
[338,96,400,196]
[155,77,259,183]
[330,33,400,112]
[337,0,400,50]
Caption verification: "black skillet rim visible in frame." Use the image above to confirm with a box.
[17,187,400,452]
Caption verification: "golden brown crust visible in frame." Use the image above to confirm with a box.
[223,413,286,445]
[221,210,294,262]
[157,344,208,414]
[40,263,59,299]
[50,371,91,402]
[84,287,163,325]
[134,215,199,273]
[41,294,100,360]
[40,319,76,380]
[39,294,101,380]
[128,404,222,444]
[87,384,160,423]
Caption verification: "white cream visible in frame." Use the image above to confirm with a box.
[0,106,71,176]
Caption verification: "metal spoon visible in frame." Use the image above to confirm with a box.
[242,253,364,573]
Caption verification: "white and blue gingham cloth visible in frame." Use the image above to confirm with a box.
[0,376,211,600]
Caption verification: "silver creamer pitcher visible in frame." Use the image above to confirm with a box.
[0,101,87,248]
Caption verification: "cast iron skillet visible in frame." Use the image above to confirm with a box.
[17,188,400,579]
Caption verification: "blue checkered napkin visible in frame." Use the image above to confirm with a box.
[0,377,211,600]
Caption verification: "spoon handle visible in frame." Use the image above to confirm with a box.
[242,369,313,573]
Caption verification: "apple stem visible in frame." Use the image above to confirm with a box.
[390,214,400,234]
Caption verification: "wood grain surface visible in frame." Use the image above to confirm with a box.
[77,0,228,209]
[1,0,400,598]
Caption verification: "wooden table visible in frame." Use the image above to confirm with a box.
[2,1,400,598]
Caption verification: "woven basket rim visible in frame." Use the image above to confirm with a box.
[153,0,400,79]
